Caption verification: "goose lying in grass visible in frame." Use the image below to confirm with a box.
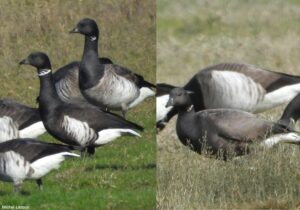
[20,52,143,155]
[70,18,155,117]
[0,99,46,142]
[166,87,300,160]
[0,139,79,193]
[158,63,300,131]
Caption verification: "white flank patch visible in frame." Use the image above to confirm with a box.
[255,83,300,112]
[0,151,31,184]
[29,152,79,179]
[156,95,172,122]
[262,132,300,148]
[94,129,140,146]
[129,87,155,109]
[85,69,139,110]
[0,117,19,143]
[62,116,97,147]
[19,121,46,138]
[200,71,265,112]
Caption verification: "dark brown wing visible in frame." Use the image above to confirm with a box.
[56,103,143,132]
[108,64,155,88]
[199,109,285,142]
[0,99,41,129]
[0,139,76,163]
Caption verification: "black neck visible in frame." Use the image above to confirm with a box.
[279,94,300,126]
[79,35,104,89]
[38,69,61,110]
[84,35,99,54]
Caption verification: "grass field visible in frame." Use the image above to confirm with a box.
[157,0,300,209]
[0,0,155,210]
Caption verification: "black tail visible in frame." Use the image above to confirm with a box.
[157,83,177,96]
[135,74,156,89]
[64,145,80,151]
[99,57,113,64]
[126,120,144,131]
[141,80,156,88]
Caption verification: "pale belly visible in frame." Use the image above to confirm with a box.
[84,76,139,110]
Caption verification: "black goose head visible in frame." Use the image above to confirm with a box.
[70,18,99,39]
[166,88,194,108]
[19,52,52,74]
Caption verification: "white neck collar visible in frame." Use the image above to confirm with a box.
[90,36,97,41]
[38,69,51,77]
[187,105,194,112]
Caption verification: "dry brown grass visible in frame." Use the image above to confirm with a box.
[157,0,300,209]
[0,0,155,105]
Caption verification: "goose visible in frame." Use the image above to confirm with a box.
[69,18,155,117]
[0,138,79,193]
[52,57,113,105]
[166,87,300,160]
[156,83,177,131]
[159,63,300,129]
[19,52,144,155]
[0,99,46,142]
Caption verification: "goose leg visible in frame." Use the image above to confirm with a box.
[87,146,95,155]
[121,110,127,118]
[13,181,22,194]
[80,148,87,157]
[121,104,129,118]
[36,178,43,191]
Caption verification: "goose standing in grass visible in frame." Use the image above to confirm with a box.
[166,88,300,160]
[19,52,143,155]
[0,138,79,193]
[69,18,155,117]
[52,57,113,105]
[159,63,300,130]
[0,99,46,142]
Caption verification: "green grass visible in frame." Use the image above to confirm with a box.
[0,0,155,209]
[157,0,300,209]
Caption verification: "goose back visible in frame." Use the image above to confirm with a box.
[202,63,300,92]
[0,99,41,130]
[0,139,76,163]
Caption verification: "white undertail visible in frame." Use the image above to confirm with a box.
[262,133,300,148]
[19,121,46,139]
[129,87,155,109]
[29,152,80,179]
[255,84,300,112]
[94,128,141,146]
